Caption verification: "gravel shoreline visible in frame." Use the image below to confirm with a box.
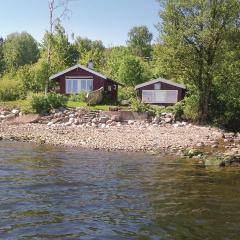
[0,122,223,153]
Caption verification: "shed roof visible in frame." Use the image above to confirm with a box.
[135,78,186,90]
[49,64,123,86]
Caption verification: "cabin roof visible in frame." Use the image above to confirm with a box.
[49,64,123,86]
[135,78,186,90]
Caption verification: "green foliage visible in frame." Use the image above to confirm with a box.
[3,32,39,71]
[29,93,67,114]
[118,87,136,102]
[41,23,79,79]
[0,79,21,101]
[68,92,87,102]
[0,100,34,114]
[74,37,105,71]
[183,95,200,121]
[103,47,130,80]
[158,0,240,123]
[127,26,153,58]
[130,97,152,113]
[118,55,146,86]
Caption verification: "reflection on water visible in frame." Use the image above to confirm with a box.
[0,141,240,239]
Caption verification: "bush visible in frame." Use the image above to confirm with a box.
[0,79,21,101]
[29,92,67,114]
[118,86,136,103]
[68,92,87,102]
[183,95,199,121]
[130,97,153,113]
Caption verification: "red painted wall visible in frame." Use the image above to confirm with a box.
[52,67,118,102]
[136,81,186,106]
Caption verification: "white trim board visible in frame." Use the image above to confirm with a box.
[49,64,107,81]
[135,78,186,90]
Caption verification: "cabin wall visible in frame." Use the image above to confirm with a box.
[137,81,185,106]
[52,67,118,102]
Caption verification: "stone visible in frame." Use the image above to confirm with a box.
[128,120,135,125]
[101,124,106,128]
[165,117,172,124]
[92,118,98,123]
[4,113,16,120]
[69,118,75,123]
[47,122,53,126]
[74,119,79,125]
[181,121,187,126]
[152,116,161,124]
[65,122,72,127]
[1,111,10,116]
[186,149,204,158]
[196,142,204,147]
[11,109,20,115]
[99,116,109,123]
[106,120,112,125]
[111,115,120,122]
[110,121,117,126]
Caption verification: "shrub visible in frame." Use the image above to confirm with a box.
[118,86,136,102]
[130,97,153,113]
[29,92,67,114]
[0,79,21,101]
[68,92,87,102]
[183,95,199,121]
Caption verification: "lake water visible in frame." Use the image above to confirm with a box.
[0,141,240,240]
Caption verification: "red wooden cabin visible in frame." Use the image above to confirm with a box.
[49,64,123,103]
[135,78,186,106]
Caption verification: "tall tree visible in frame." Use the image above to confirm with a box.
[74,37,105,70]
[45,0,71,93]
[158,0,240,123]
[3,32,39,71]
[127,26,153,58]
[118,55,145,86]
[0,37,5,76]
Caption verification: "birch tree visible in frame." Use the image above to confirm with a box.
[45,0,71,94]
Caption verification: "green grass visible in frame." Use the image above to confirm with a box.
[66,101,87,108]
[66,101,115,111]
[0,100,34,113]
[0,100,119,113]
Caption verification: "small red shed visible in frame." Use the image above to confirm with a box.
[135,78,186,106]
[49,64,123,103]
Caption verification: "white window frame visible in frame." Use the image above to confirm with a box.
[65,78,93,94]
[142,90,178,104]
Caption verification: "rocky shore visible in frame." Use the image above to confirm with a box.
[0,107,239,165]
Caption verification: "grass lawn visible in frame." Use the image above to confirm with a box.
[66,101,119,111]
[0,100,30,110]
[0,100,122,113]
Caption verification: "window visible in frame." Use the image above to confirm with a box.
[108,85,112,91]
[154,83,161,90]
[65,79,93,94]
[142,90,178,104]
